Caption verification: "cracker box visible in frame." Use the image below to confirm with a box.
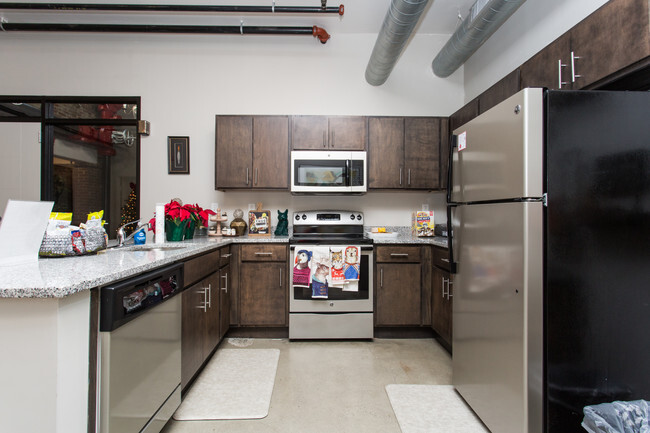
[412,211,435,237]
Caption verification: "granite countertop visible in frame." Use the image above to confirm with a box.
[0,227,446,299]
[0,234,290,299]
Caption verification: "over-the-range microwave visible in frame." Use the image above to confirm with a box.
[290,150,367,194]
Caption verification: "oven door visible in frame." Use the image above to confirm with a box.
[290,151,366,193]
[289,245,373,313]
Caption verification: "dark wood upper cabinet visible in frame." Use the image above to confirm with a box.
[439,118,450,191]
[328,116,367,150]
[570,0,650,89]
[291,115,366,150]
[369,117,442,190]
[479,69,521,114]
[291,115,328,150]
[368,117,404,189]
[215,116,253,189]
[215,115,289,190]
[520,0,650,90]
[405,117,440,190]
[449,98,479,132]
[520,32,572,90]
[252,116,289,189]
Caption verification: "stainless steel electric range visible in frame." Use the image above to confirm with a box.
[289,210,374,339]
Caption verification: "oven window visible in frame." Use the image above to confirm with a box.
[292,253,369,301]
[294,159,347,187]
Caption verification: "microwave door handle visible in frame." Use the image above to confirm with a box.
[345,159,351,187]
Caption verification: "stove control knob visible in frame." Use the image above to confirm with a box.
[329,302,334,307]
[301,214,307,220]
[350,214,355,220]
[357,214,362,220]
[295,214,300,221]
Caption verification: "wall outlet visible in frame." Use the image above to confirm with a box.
[421,204,429,211]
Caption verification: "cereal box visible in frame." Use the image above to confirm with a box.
[412,211,435,237]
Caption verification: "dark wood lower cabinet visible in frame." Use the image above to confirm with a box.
[181,279,209,390]
[239,262,287,326]
[376,263,421,325]
[219,264,231,341]
[431,266,453,348]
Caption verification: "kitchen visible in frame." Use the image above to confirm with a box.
[1,0,649,432]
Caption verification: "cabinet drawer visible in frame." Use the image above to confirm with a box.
[376,246,421,263]
[219,245,232,268]
[184,250,220,287]
[432,246,450,272]
[240,244,287,262]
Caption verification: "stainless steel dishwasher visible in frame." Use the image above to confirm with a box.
[98,263,183,433]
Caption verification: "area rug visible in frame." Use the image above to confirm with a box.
[385,384,490,433]
[173,348,280,420]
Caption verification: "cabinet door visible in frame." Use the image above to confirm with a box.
[203,272,221,358]
[368,117,404,189]
[291,115,328,150]
[329,116,366,150]
[239,262,287,326]
[439,118,450,190]
[216,116,253,189]
[432,267,452,347]
[570,0,650,89]
[253,116,289,189]
[478,70,521,114]
[376,263,421,326]
[520,33,572,90]
[405,117,440,189]
[219,264,231,341]
[181,284,207,390]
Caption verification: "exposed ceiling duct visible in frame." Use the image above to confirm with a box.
[365,0,430,86]
[432,0,527,78]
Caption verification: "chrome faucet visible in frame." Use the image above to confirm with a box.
[116,219,149,247]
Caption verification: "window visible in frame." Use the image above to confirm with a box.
[0,96,141,239]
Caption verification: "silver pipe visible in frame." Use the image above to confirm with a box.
[432,0,527,78]
[365,0,431,86]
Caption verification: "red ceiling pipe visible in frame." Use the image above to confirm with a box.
[313,26,330,44]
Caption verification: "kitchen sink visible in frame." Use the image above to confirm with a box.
[105,245,188,252]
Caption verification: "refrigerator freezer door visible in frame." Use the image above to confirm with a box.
[450,88,544,203]
[452,201,543,433]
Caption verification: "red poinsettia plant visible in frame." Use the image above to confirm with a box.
[148,200,214,229]
[183,203,215,228]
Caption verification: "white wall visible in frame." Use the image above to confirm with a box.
[463,0,609,102]
[1,31,462,228]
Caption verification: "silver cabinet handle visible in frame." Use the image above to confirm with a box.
[221,273,228,293]
[448,279,453,298]
[279,268,283,287]
[441,258,450,263]
[323,131,327,148]
[571,51,581,82]
[331,131,335,148]
[442,277,448,299]
[380,267,384,288]
[221,253,232,258]
[399,168,403,186]
[255,252,273,255]
[558,59,567,89]
[408,168,411,186]
[255,167,259,185]
[206,284,212,308]
[246,167,249,185]
[390,253,409,257]
[197,288,208,312]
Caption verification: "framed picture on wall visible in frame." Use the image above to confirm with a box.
[168,136,189,174]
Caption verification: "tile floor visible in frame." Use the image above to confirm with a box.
[161,338,453,433]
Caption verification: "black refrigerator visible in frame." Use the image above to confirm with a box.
[448,88,650,433]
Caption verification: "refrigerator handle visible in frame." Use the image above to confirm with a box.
[447,204,458,274]
[446,134,457,204]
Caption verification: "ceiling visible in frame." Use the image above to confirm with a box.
[0,0,478,36]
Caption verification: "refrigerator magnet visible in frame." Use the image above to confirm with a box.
[458,131,467,151]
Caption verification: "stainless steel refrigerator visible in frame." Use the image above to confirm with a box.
[447,88,650,433]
